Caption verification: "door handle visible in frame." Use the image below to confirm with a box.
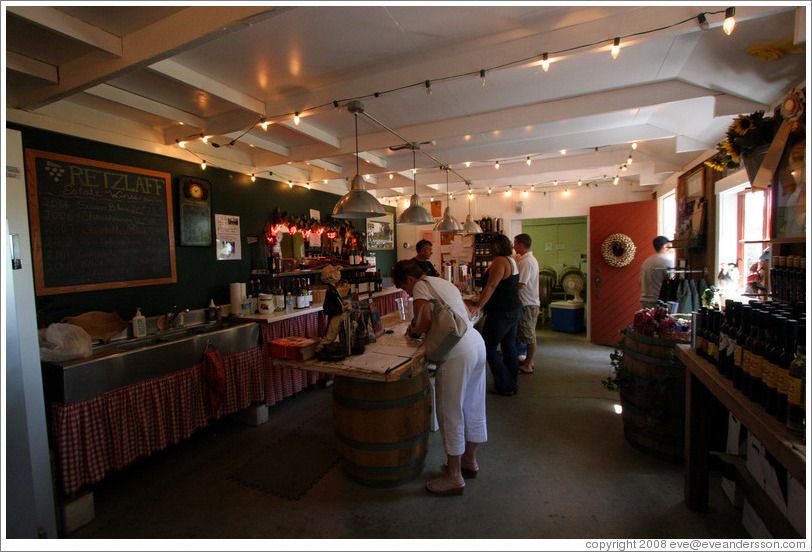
[594,268,602,300]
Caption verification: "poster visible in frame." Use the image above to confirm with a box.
[367,212,394,250]
[215,214,242,260]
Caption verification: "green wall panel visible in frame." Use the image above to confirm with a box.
[9,124,396,325]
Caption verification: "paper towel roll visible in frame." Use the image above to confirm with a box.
[230,282,242,314]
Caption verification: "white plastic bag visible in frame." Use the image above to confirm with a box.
[39,323,93,362]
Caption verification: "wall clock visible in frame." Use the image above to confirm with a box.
[178,176,212,246]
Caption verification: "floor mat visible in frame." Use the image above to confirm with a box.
[228,406,339,500]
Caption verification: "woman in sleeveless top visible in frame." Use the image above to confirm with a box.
[470,234,523,396]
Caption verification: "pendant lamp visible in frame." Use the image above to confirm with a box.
[459,180,483,234]
[397,146,434,225]
[332,101,386,219]
[434,167,462,232]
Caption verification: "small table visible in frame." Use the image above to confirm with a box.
[273,313,431,487]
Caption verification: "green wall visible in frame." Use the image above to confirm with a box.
[9,124,396,325]
[522,216,587,275]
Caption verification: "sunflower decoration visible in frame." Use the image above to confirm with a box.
[705,110,780,172]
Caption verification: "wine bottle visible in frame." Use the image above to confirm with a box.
[775,318,797,423]
[746,309,766,403]
[733,305,750,389]
[786,320,805,437]
[762,314,784,414]
[707,309,720,366]
[741,308,759,397]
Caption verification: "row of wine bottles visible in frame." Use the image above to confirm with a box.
[769,255,806,303]
[694,299,806,437]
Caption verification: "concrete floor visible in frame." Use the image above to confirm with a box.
[68,324,747,544]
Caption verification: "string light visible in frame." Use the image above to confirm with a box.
[564,189,570,195]
[540,52,550,72]
[613,176,620,185]
[288,181,293,188]
[627,154,633,164]
[178,140,187,148]
[553,180,558,186]
[251,173,256,182]
[505,186,512,197]
[425,80,432,95]
[465,161,471,167]
[697,13,709,31]
[632,141,638,150]
[577,179,582,186]
[723,7,736,35]
[526,156,532,166]
[306,182,311,190]
[522,189,528,197]
[480,69,486,87]
[531,184,535,191]
[294,112,300,125]
[201,135,210,144]
[621,164,628,171]
[495,160,500,169]
[611,37,621,59]
[389,173,394,180]
[200,160,207,170]
[260,120,270,130]
[487,187,492,195]
[560,149,567,155]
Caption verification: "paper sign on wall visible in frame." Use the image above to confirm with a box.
[215,214,242,260]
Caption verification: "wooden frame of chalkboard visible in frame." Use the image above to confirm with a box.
[24,150,177,295]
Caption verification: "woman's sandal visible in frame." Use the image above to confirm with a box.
[426,477,465,496]
[518,365,534,374]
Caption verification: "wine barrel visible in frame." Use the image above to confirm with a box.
[332,369,431,487]
[620,329,688,462]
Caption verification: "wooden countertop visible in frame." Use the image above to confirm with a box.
[271,312,426,382]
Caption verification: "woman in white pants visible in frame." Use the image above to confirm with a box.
[393,260,487,496]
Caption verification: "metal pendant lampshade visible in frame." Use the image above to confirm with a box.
[398,146,434,225]
[459,180,482,234]
[332,174,386,219]
[332,101,386,219]
[398,193,434,224]
[434,167,462,232]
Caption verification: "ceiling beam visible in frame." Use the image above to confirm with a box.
[12,7,281,110]
[148,59,265,115]
[6,51,58,83]
[277,119,341,149]
[8,6,123,56]
[305,158,343,176]
[356,151,387,169]
[84,84,206,128]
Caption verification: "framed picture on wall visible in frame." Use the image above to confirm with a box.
[684,167,704,199]
[367,211,395,250]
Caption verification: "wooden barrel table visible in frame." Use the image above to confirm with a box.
[620,329,689,462]
[332,366,431,487]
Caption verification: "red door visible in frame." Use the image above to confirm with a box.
[589,199,657,345]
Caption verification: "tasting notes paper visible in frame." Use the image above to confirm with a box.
[342,343,419,373]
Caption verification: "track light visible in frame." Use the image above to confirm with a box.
[526,156,532,166]
[294,112,300,125]
[541,52,550,72]
[200,161,207,170]
[697,13,709,31]
[723,7,736,35]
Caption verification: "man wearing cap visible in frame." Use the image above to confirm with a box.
[639,236,674,309]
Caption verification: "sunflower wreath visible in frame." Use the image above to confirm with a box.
[601,233,636,268]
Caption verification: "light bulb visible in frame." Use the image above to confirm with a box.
[505,187,512,197]
[425,80,432,95]
[178,140,187,148]
[389,173,394,180]
[468,191,473,199]
[560,149,567,155]
[251,174,256,182]
[627,154,633,165]
[306,182,311,190]
[697,13,709,31]
[294,112,300,125]
[611,37,620,59]
[288,181,293,188]
[412,167,417,175]
[526,156,532,166]
[621,164,628,172]
[201,161,207,170]
[430,197,434,202]
[578,179,582,186]
[541,52,550,72]
[449,193,453,199]
[723,7,736,35]
[480,69,486,87]
[201,135,210,144]
[564,189,569,195]
[465,161,471,168]
[632,141,638,150]
[495,161,500,170]
[531,184,535,191]
[261,121,270,131]
[553,180,558,186]
[487,188,492,195]
[613,176,620,185]
[522,190,528,197]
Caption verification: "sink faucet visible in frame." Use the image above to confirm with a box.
[166,306,189,329]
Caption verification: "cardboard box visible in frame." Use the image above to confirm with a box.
[270,337,318,361]
[787,474,806,537]
[726,412,747,456]
[742,498,774,539]
[746,433,766,486]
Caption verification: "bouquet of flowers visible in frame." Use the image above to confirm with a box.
[633,307,690,340]
[705,111,780,172]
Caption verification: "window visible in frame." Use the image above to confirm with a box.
[659,189,676,240]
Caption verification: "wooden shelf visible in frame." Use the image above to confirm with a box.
[770,237,806,244]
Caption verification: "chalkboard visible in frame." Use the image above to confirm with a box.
[25,150,177,295]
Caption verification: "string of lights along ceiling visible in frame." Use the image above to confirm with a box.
[175,7,737,194]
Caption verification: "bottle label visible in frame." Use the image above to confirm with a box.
[726,338,737,357]
[696,336,705,352]
[734,344,744,366]
[775,367,790,394]
[741,352,752,376]
[745,353,763,378]
[786,375,803,406]
[719,334,729,354]
[762,362,777,388]
[707,342,718,361]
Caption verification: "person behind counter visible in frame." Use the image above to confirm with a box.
[469,234,522,396]
[393,259,487,496]
[412,239,439,277]
[639,236,674,309]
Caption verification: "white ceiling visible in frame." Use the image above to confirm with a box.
[4,3,807,199]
